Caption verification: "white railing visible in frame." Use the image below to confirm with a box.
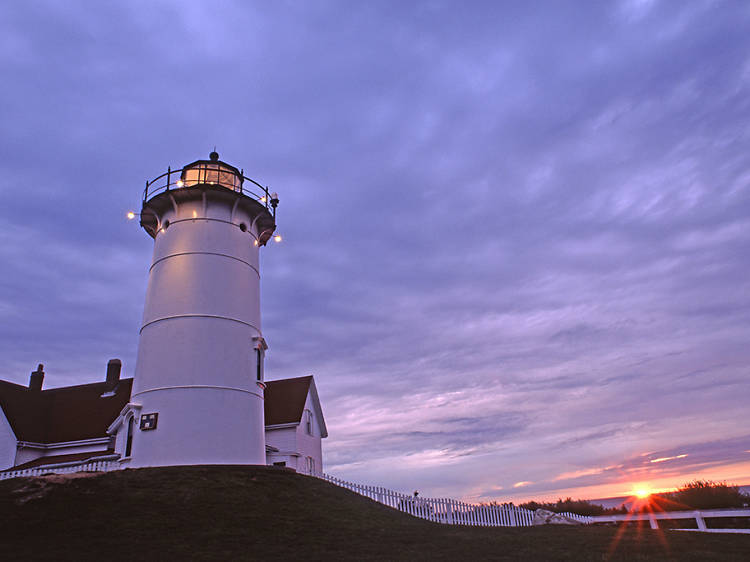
[0,456,121,481]
[590,509,750,533]
[316,472,591,527]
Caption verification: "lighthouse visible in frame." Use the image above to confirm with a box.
[128,152,278,467]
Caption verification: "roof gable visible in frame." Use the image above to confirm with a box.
[264,376,327,438]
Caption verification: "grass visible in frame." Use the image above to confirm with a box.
[1,465,748,561]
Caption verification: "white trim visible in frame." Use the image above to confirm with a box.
[124,412,136,458]
[140,314,261,335]
[230,197,241,222]
[20,454,120,471]
[307,378,328,438]
[265,422,299,430]
[168,192,179,214]
[1,456,122,480]
[267,450,300,457]
[107,402,142,434]
[149,251,260,278]
[132,385,264,399]
[250,213,263,233]
[17,437,111,450]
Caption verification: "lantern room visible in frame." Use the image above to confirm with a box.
[139,151,278,244]
[180,151,243,191]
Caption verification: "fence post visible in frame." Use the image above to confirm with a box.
[695,511,707,531]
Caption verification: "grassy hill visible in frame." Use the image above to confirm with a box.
[0,466,747,561]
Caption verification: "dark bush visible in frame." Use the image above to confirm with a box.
[660,480,750,510]
[519,497,626,516]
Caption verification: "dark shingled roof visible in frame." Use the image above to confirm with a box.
[264,376,313,425]
[0,379,133,444]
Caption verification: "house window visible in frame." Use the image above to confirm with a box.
[125,416,134,457]
[306,456,316,475]
[305,409,313,435]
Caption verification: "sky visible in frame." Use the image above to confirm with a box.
[1,0,749,503]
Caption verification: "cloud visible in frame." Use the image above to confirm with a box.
[649,454,688,464]
[1,0,749,501]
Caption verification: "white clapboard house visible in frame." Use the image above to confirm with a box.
[0,362,326,475]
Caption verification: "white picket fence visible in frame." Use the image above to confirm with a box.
[589,509,750,533]
[0,456,121,481]
[316,472,591,527]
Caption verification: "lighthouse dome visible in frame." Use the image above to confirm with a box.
[180,151,243,192]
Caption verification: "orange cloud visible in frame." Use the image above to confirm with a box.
[649,454,688,464]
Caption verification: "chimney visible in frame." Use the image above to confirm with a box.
[29,364,44,391]
[105,359,122,391]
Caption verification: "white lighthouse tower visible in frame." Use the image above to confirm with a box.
[128,151,278,467]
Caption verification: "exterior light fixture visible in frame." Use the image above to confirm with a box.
[176,180,184,187]
[270,192,279,220]
[274,234,282,243]
[127,211,136,220]
[260,196,267,203]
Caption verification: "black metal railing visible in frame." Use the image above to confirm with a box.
[143,164,273,210]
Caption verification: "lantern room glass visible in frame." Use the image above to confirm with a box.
[181,162,242,191]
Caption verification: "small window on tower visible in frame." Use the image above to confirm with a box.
[125,416,134,457]
[256,348,263,381]
[305,409,313,435]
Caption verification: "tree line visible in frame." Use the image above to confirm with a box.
[518,480,750,515]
